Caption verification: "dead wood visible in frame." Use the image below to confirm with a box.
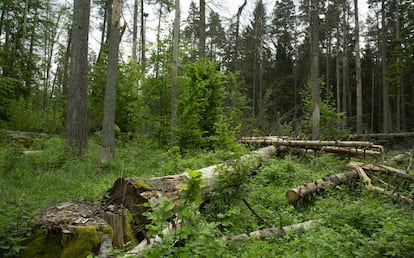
[367,185,413,205]
[104,145,281,244]
[349,162,414,181]
[286,170,359,202]
[223,220,321,242]
[240,136,383,157]
[241,136,376,148]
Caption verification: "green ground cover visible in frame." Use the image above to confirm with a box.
[0,136,413,257]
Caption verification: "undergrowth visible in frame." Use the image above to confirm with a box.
[0,136,413,257]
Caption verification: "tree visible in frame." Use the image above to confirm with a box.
[171,0,180,141]
[310,0,320,140]
[199,0,206,57]
[66,0,90,155]
[232,0,247,71]
[206,11,226,60]
[381,0,391,133]
[354,0,363,133]
[132,0,138,61]
[100,0,121,162]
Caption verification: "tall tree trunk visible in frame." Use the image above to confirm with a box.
[381,0,391,133]
[341,3,348,118]
[232,0,247,72]
[100,0,121,162]
[67,0,90,155]
[354,0,363,134]
[132,0,138,62]
[140,0,146,70]
[336,28,341,113]
[96,0,112,64]
[311,0,320,140]
[171,0,180,142]
[395,0,402,132]
[199,0,206,58]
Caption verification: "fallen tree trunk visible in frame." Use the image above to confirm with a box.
[241,136,377,148]
[240,137,383,157]
[286,170,359,202]
[223,220,321,242]
[349,162,414,181]
[368,185,413,205]
[288,163,413,204]
[104,145,282,243]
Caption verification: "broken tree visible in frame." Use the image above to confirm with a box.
[103,145,282,244]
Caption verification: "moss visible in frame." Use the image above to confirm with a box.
[21,225,114,258]
[123,209,138,246]
[60,226,101,258]
[135,179,151,191]
[20,230,61,258]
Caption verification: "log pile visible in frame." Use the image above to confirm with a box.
[240,136,383,157]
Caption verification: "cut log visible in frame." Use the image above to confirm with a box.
[240,136,383,157]
[349,162,414,181]
[241,136,376,148]
[286,170,359,202]
[223,220,321,243]
[103,146,281,242]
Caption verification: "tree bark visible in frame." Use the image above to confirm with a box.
[310,0,320,140]
[199,0,206,57]
[224,220,321,242]
[171,0,180,142]
[66,0,90,155]
[132,0,138,62]
[100,0,121,162]
[354,0,363,134]
[381,0,391,133]
[286,170,359,202]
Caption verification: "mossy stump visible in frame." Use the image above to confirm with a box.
[21,200,136,258]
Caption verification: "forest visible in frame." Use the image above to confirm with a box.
[0,0,414,257]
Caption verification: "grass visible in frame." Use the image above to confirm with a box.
[0,136,413,257]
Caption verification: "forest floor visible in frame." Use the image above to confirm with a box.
[0,135,413,257]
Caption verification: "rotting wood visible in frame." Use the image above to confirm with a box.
[286,170,359,202]
[104,145,282,243]
[223,220,321,242]
[125,218,182,256]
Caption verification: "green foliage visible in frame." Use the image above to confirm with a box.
[142,170,223,257]
[0,194,34,258]
[176,59,242,151]
[300,78,349,140]
[6,97,46,132]
[89,58,143,133]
